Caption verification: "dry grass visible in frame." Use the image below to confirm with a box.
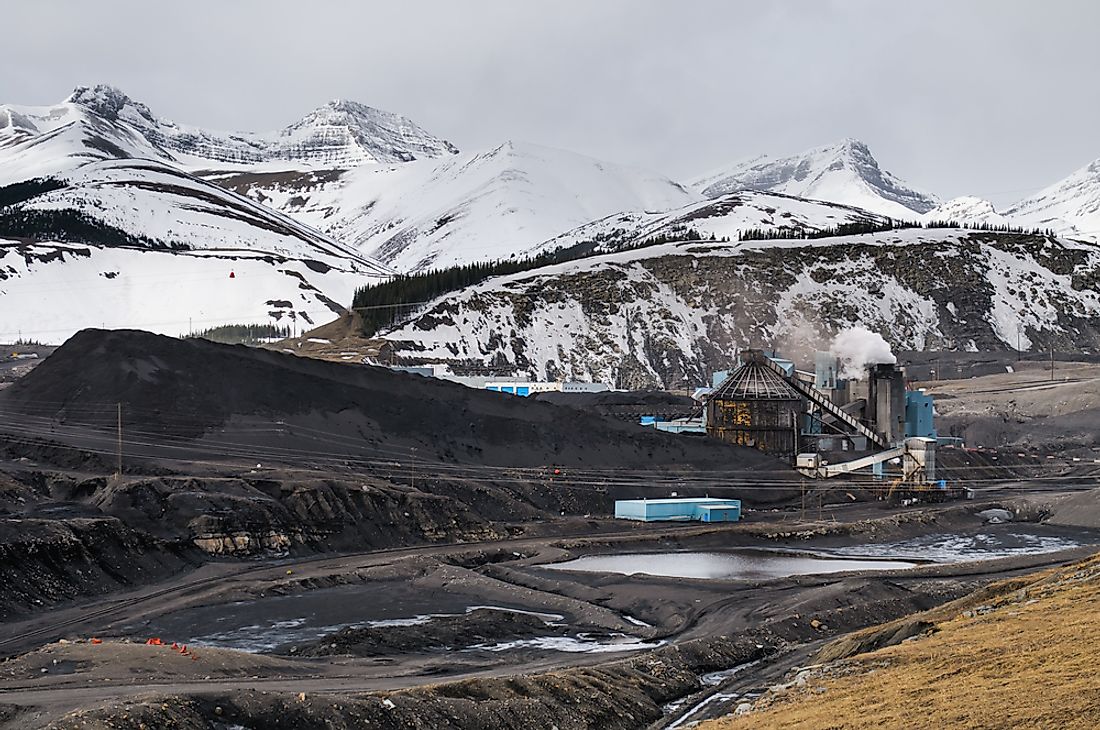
[702,555,1100,730]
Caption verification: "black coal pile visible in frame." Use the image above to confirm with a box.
[0,331,795,617]
[533,390,697,422]
[0,329,778,473]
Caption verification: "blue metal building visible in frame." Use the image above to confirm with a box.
[614,497,741,522]
[905,390,936,438]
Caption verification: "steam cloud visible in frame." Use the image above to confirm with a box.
[829,327,896,380]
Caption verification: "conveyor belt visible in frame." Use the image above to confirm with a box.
[759,356,888,449]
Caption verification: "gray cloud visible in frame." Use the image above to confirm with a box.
[5,0,1097,206]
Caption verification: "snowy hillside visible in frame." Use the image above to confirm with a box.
[0,85,458,170]
[1005,158,1100,241]
[0,157,389,342]
[693,139,938,219]
[923,196,1008,227]
[0,240,370,343]
[530,190,893,256]
[0,85,400,342]
[220,141,700,272]
[378,230,1100,388]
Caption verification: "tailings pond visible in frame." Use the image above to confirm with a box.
[545,551,918,580]
[546,525,1095,581]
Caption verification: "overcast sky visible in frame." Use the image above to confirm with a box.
[6,1,1097,206]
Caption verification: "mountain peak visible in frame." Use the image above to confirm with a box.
[694,138,937,217]
[832,136,868,151]
[323,98,380,115]
[281,99,459,164]
[66,84,156,124]
[1003,156,1100,238]
[32,85,458,168]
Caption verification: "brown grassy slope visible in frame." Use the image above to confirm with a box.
[701,554,1100,730]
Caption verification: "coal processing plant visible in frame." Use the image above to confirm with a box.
[704,349,945,495]
[616,348,951,523]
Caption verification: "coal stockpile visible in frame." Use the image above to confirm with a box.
[533,390,697,422]
[0,329,780,474]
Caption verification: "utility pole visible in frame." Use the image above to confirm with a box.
[1051,346,1055,382]
[800,478,805,522]
[116,402,123,478]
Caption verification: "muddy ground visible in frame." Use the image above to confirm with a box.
[0,331,1098,729]
[0,498,1097,729]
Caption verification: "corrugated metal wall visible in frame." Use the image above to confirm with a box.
[706,397,801,455]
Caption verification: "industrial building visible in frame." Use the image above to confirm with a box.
[705,350,805,457]
[639,415,706,434]
[483,380,610,396]
[700,348,945,492]
[614,497,741,522]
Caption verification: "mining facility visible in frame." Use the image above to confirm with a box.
[705,349,941,493]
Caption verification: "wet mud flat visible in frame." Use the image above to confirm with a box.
[95,514,1100,665]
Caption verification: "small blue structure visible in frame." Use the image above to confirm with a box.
[696,504,742,522]
[640,416,707,434]
[486,384,531,396]
[905,390,936,438]
[654,418,707,434]
[614,497,741,523]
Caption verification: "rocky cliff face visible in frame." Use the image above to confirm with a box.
[381,230,1100,388]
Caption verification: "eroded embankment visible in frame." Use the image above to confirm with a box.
[700,553,1100,730]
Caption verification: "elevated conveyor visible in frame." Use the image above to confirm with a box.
[758,354,888,449]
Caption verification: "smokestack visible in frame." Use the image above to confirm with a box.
[868,362,906,444]
[829,327,896,381]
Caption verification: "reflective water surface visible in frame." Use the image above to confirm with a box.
[546,551,919,580]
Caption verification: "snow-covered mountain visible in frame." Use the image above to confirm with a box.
[1004,158,1100,241]
[915,161,1100,242]
[377,229,1100,388]
[923,196,1008,227]
[1,84,458,170]
[0,85,401,342]
[219,141,700,272]
[9,82,1100,354]
[531,190,893,257]
[693,139,939,219]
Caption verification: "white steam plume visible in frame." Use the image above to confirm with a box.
[829,327,896,380]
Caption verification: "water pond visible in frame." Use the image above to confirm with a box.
[545,551,918,580]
